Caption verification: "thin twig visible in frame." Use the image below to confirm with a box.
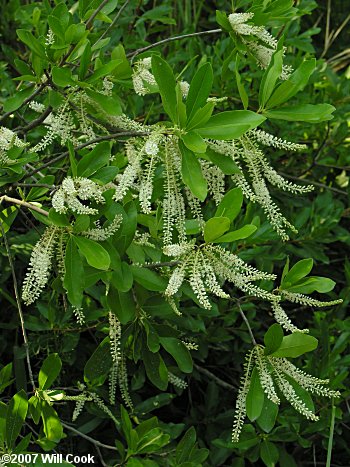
[16,106,52,135]
[194,364,235,390]
[0,84,46,124]
[0,195,49,217]
[0,220,36,390]
[23,130,149,180]
[86,0,110,29]
[61,422,118,451]
[143,261,180,269]
[235,299,257,346]
[127,29,222,59]
[13,183,55,189]
[95,0,131,45]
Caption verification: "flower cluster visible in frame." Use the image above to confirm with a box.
[164,243,276,309]
[132,57,157,96]
[228,12,292,79]
[81,215,122,241]
[22,226,59,305]
[208,131,313,240]
[0,126,27,165]
[232,345,340,442]
[52,177,109,215]
[32,104,77,152]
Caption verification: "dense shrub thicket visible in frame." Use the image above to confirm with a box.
[0,1,349,466]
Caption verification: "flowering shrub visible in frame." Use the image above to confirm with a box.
[0,0,349,466]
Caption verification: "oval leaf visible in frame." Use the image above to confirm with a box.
[73,236,110,270]
[38,354,62,390]
[271,332,318,358]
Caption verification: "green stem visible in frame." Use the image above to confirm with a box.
[326,400,336,467]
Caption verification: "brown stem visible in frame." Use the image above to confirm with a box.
[127,29,222,60]
[0,195,49,217]
[0,220,36,390]
[23,131,149,180]
[61,422,118,451]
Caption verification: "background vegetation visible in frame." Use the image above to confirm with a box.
[0,0,349,466]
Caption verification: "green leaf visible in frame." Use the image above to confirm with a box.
[3,87,34,113]
[235,56,248,110]
[63,238,84,308]
[186,62,213,120]
[213,224,257,243]
[52,67,77,87]
[260,440,279,467]
[84,337,113,385]
[285,276,336,294]
[179,141,207,201]
[159,337,193,373]
[216,10,231,31]
[267,59,316,108]
[41,401,63,442]
[130,266,167,291]
[259,44,283,109]
[86,59,122,83]
[264,104,335,122]
[176,427,196,463]
[38,354,62,390]
[72,214,90,233]
[111,261,133,292]
[16,29,46,59]
[256,398,278,433]
[6,390,28,448]
[264,324,284,355]
[281,258,313,289]
[151,55,177,123]
[206,148,241,175]
[204,217,231,243]
[246,367,264,421]
[67,141,77,177]
[107,289,136,324]
[271,332,318,358]
[76,141,111,177]
[215,187,243,221]
[186,102,214,130]
[73,236,110,270]
[196,111,266,140]
[48,208,70,227]
[142,346,168,390]
[181,131,207,153]
[85,89,122,116]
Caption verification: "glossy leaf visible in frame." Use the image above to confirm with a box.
[152,55,177,123]
[264,104,335,122]
[76,141,111,177]
[186,62,213,120]
[246,367,264,421]
[271,332,318,358]
[281,258,313,289]
[267,58,316,108]
[84,337,113,385]
[159,337,193,373]
[206,148,242,175]
[264,324,284,355]
[73,236,110,270]
[215,187,243,221]
[204,217,231,243]
[38,354,62,390]
[214,224,257,243]
[196,111,266,140]
[6,390,28,448]
[179,141,208,201]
